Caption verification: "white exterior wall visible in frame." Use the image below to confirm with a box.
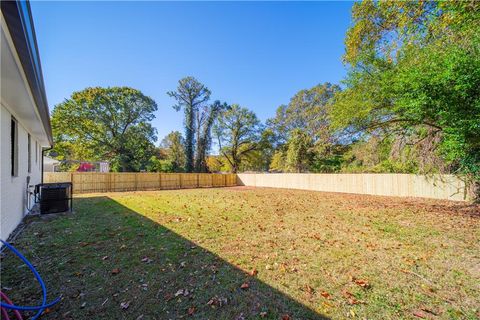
[1,104,43,240]
[1,10,52,241]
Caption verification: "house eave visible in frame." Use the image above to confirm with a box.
[1,0,52,146]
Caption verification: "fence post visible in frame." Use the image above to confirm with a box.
[159,173,162,190]
[179,174,183,189]
[73,173,79,193]
[197,174,200,187]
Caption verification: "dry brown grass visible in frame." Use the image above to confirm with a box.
[1,187,478,319]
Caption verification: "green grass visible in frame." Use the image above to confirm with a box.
[1,187,479,319]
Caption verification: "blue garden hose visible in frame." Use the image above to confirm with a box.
[0,240,61,319]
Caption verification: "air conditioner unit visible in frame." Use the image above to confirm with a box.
[35,183,72,214]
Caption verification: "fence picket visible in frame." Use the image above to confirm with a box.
[44,172,237,194]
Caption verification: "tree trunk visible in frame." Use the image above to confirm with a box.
[184,106,194,172]
[194,140,204,173]
[231,153,239,173]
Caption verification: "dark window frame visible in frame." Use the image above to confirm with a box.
[28,133,31,173]
[11,117,18,177]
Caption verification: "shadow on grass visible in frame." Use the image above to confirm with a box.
[1,196,329,319]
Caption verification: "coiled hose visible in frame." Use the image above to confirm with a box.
[0,240,61,319]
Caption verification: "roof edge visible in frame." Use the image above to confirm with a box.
[1,0,53,146]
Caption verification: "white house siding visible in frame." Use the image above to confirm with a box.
[0,104,43,240]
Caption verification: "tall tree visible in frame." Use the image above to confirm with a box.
[239,129,276,172]
[168,77,211,172]
[194,101,228,172]
[214,105,262,173]
[267,83,341,154]
[51,87,157,171]
[266,83,341,172]
[333,1,480,181]
[285,129,314,173]
[269,150,287,172]
[206,156,224,173]
[160,131,186,172]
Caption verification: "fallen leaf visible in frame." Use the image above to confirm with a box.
[343,291,361,305]
[304,285,314,295]
[187,306,195,315]
[354,279,370,288]
[102,256,109,260]
[281,315,291,320]
[259,311,267,318]
[111,268,120,275]
[240,282,250,290]
[249,268,258,277]
[120,301,130,310]
[320,291,331,299]
[413,310,427,318]
[207,296,228,307]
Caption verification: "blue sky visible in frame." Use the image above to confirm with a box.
[31,1,353,144]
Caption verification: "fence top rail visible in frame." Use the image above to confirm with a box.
[237,173,462,177]
[44,172,234,175]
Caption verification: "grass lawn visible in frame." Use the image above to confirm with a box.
[1,187,479,319]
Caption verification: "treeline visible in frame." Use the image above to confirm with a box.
[49,1,479,185]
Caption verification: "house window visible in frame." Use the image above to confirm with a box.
[28,133,31,173]
[11,117,18,177]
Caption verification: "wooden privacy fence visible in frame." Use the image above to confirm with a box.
[44,172,237,194]
[44,172,471,201]
[236,173,472,201]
